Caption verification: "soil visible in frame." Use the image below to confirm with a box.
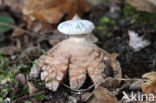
[0,1,156,103]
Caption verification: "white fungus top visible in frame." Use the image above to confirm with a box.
[58,15,95,35]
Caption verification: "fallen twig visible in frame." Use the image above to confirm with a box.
[115,78,148,81]
[0,22,64,42]
[63,82,95,92]
[0,22,50,39]
[63,77,148,92]
[62,78,112,92]
[12,91,45,103]
[0,22,33,35]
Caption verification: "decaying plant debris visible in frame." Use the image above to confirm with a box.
[23,0,90,32]
[0,0,156,103]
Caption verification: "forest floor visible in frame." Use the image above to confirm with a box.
[0,1,156,103]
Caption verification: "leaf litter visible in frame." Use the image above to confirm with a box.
[0,0,156,103]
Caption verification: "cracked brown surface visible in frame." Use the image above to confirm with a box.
[30,37,122,91]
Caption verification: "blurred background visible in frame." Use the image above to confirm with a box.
[0,0,156,103]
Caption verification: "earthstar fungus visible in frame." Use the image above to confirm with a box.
[30,15,122,91]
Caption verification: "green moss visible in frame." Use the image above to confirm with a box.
[123,5,156,22]
[152,24,156,29]
[135,12,156,23]
[0,88,12,102]
[123,5,136,18]
[15,63,31,74]
[99,16,116,27]
[95,16,116,40]
[0,52,15,83]
[0,52,9,68]
[0,52,33,102]
[0,97,3,103]
[35,94,46,101]
[122,5,156,29]
[25,101,32,103]
[0,48,47,102]
[98,32,114,41]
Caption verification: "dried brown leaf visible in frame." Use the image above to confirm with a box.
[99,77,120,89]
[12,23,25,37]
[27,81,38,95]
[0,78,10,85]
[87,87,118,103]
[141,72,156,94]
[48,38,62,46]
[24,46,41,56]
[0,46,19,55]
[23,0,90,27]
[111,52,119,59]
[4,0,29,12]
[81,92,92,102]
[127,0,156,13]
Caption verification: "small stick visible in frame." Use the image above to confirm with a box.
[0,22,60,42]
[62,78,110,92]
[0,22,33,35]
[63,77,148,92]
[62,83,95,92]
[12,91,45,103]
[115,78,148,81]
